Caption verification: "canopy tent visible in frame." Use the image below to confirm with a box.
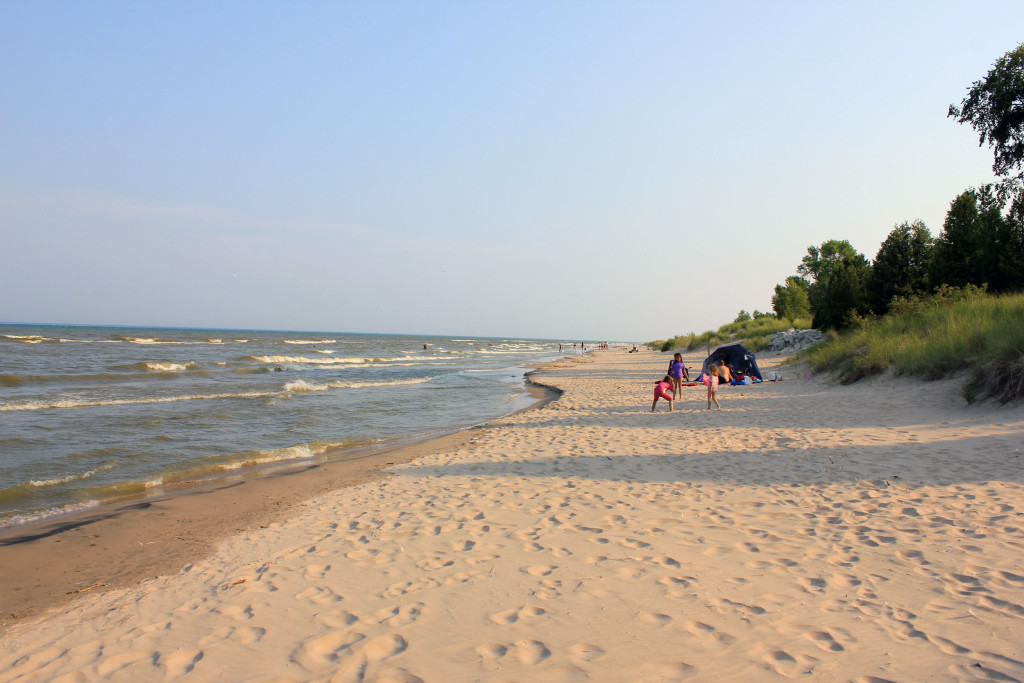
[699,344,762,381]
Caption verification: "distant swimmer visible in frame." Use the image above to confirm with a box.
[423,343,429,349]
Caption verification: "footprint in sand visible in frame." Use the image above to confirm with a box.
[682,620,734,647]
[217,604,255,621]
[489,605,547,624]
[475,643,508,659]
[637,661,696,681]
[711,597,766,618]
[363,634,408,662]
[568,643,605,663]
[292,631,366,671]
[522,565,558,577]
[319,611,359,629]
[762,649,818,677]
[382,577,440,598]
[803,629,845,652]
[638,612,672,627]
[159,649,203,677]
[295,585,344,605]
[512,639,551,665]
[96,650,156,677]
[373,602,425,626]
[304,563,331,579]
[799,577,827,593]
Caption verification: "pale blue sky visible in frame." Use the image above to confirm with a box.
[2,2,1020,340]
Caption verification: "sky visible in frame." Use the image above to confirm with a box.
[2,1,1021,342]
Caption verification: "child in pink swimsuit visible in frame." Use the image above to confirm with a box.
[707,364,721,410]
[651,375,674,412]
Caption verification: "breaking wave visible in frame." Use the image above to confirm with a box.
[143,362,196,372]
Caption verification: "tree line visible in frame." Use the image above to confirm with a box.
[771,43,1024,331]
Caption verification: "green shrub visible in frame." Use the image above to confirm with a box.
[797,290,1024,402]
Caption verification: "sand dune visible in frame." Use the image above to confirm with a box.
[2,348,1023,681]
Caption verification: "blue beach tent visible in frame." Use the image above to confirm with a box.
[700,344,762,381]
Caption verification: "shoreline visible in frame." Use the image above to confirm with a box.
[2,347,1022,681]
[0,367,566,625]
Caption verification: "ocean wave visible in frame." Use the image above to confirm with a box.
[283,377,432,393]
[254,353,461,365]
[209,438,373,472]
[143,361,196,372]
[283,379,328,393]
[0,390,276,412]
[326,377,433,389]
[252,355,374,365]
[0,501,101,530]
[27,469,100,487]
[282,339,337,345]
[123,337,224,345]
[3,334,53,344]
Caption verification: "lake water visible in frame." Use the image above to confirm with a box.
[0,324,588,529]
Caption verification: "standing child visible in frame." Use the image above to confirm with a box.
[707,364,721,410]
[651,375,674,412]
[668,352,688,399]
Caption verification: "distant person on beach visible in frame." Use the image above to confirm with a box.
[651,375,674,412]
[707,364,722,410]
[668,353,689,398]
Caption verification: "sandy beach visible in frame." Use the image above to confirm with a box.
[2,347,1023,681]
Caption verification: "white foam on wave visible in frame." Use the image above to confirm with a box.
[328,377,433,389]
[27,469,99,487]
[0,390,276,412]
[283,379,328,393]
[219,443,320,470]
[282,376,432,393]
[4,335,51,344]
[126,337,224,345]
[144,361,196,372]
[253,354,369,365]
[282,339,337,345]
[0,500,101,530]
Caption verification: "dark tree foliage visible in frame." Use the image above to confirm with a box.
[949,43,1024,202]
[868,220,934,314]
[930,186,1024,293]
[734,310,752,323]
[798,240,871,330]
[771,276,810,321]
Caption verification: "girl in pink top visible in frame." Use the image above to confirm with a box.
[651,375,674,412]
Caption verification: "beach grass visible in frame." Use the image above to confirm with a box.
[798,289,1024,403]
[651,317,812,354]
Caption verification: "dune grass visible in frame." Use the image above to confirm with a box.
[650,317,812,354]
[797,290,1024,403]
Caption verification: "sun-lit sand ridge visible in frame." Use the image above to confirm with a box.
[2,348,1023,681]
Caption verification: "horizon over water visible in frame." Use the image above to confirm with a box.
[1,323,608,530]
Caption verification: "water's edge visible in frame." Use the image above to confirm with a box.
[0,364,571,625]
